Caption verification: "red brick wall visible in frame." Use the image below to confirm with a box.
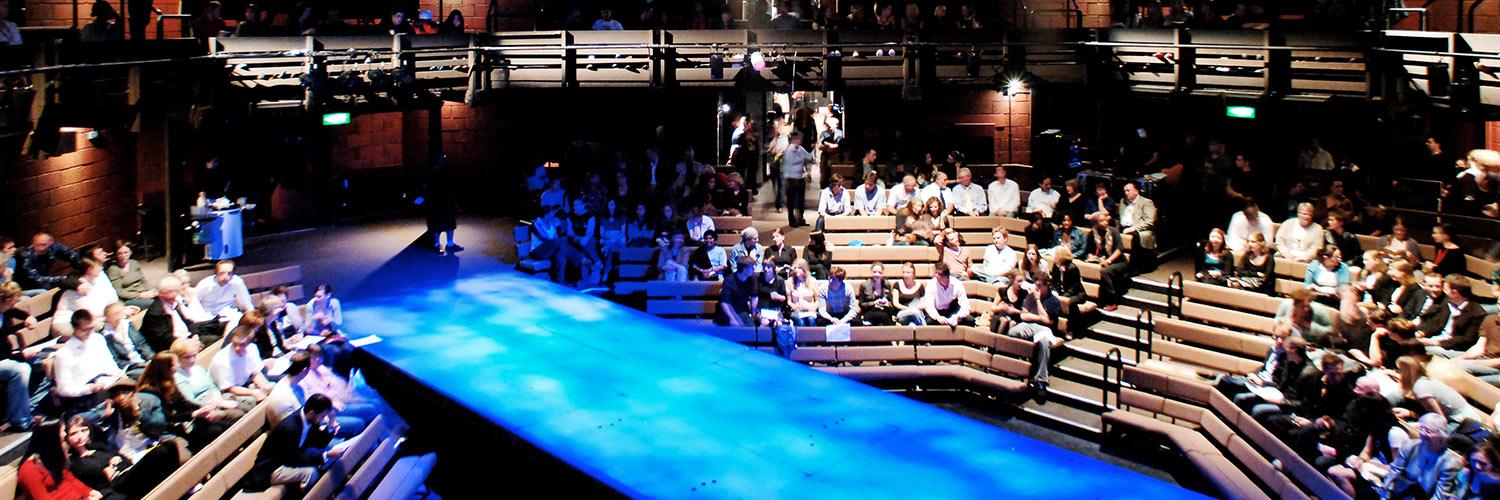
[1487,121,1500,152]
[330,112,404,171]
[417,0,544,31]
[21,0,182,32]
[1,129,137,248]
[997,89,1032,164]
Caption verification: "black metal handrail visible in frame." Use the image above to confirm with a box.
[1168,271,1183,318]
[1104,347,1123,409]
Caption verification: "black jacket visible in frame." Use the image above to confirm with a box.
[856,280,893,313]
[245,413,334,491]
[139,299,178,353]
[1437,301,1488,351]
[14,242,81,290]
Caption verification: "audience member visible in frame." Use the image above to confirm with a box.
[170,338,250,423]
[974,227,1018,285]
[853,172,886,216]
[244,394,346,493]
[1055,179,1085,225]
[15,232,82,294]
[1418,274,1485,357]
[80,0,124,41]
[1226,201,1275,253]
[1083,183,1115,224]
[817,267,859,327]
[816,174,854,230]
[1084,212,1129,311]
[787,260,819,326]
[922,263,973,326]
[302,284,343,336]
[950,168,987,216]
[1050,247,1088,315]
[53,310,127,412]
[756,255,788,328]
[1277,203,1325,262]
[918,171,955,214]
[106,242,154,309]
[0,0,20,45]
[137,352,228,450]
[62,414,182,498]
[716,257,758,327]
[100,302,150,373]
[1397,356,1487,426]
[782,132,815,227]
[1118,183,1157,259]
[935,229,971,279]
[0,284,32,431]
[190,1,227,41]
[1428,224,1468,278]
[1379,413,1463,498]
[657,232,690,281]
[1303,248,1351,298]
[18,421,100,500]
[884,175,919,215]
[689,231,728,281]
[210,320,273,402]
[1008,276,1064,396]
[986,165,1020,216]
[1229,232,1276,295]
[1052,214,1085,257]
[1197,228,1233,285]
[1024,177,1060,219]
[804,232,833,279]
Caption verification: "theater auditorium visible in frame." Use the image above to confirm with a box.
[2,0,1500,498]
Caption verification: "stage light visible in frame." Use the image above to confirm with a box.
[718,103,731,114]
[1004,78,1025,96]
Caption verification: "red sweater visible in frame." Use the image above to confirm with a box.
[18,458,93,500]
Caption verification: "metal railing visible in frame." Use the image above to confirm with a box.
[1167,271,1184,318]
[1386,7,1429,31]
[1103,347,1124,409]
[1132,309,1153,365]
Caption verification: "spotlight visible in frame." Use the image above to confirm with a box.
[1004,78,1025,96]
[718,103,732,114]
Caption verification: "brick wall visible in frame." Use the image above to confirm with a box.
[417,0,544,31]
[1487,121,1500,152]
[330,112,404,171]
[0,129,137,248]
[20,0,182,32]
[1392,0,1500,32]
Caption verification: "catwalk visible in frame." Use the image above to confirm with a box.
[345,269,1203,498]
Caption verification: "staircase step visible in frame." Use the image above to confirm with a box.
[1019,399,1104,436]
[1067,337,1141,366]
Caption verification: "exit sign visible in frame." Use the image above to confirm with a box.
[1225,106,1257,119]
[321,112,352,126]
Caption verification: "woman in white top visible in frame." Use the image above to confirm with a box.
[852,172,887,215]
[786,259,820,327]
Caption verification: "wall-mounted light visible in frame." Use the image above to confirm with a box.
[1004,78,1026,96]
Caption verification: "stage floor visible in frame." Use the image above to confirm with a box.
[346,269,1205,499]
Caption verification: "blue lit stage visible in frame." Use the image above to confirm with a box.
[346,269,1205,499]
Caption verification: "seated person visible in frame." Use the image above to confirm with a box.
[891,262,927,326]
[244,394,348,494]
[1276,202,1325,262]
[1225,201,1275,253]
[300,284,343,337]
[1052,214,1086,258]
[688,231,728,281]
[1024,177,1060,219]
[1418,274,1487,358]
[1259,353,1360,433]
[973,228,1018,286]
[949,168,987,216]
[0,283,35,431]
[1007,275,1065,397]
[19,421,103,500]
[55,260,123,335]
[1275,288,1335,344]
[856,262,897,327]
[53,310,127,413]
[1049,247,1090,319]
[1396,356,1487,427]
[209,317,274,402]
[1196,228,1233,286]
[193,260,252,322]
[1229,232,1276,295]
[1229,336,1314,422]
[786,260,820,327]
[1084,212,1129,311]
[63,415,185,499]
[883,175,919,216]
[299,343,379,423]
[853,172,887,216]
[1357,315,1425,370]
[755,255,789,327]
[170,338,251,424]
[922,263,974,327]
[139,276,222,353]
[726,228,764,275]
[14,232,82,293]
[100,302,151,373]
[254,295,294,359]
[1214,325,1294,396]
[1303,247,1351,297]
[267,352,365,438]
[816,174,854,230]
[106,242,155,309]
[1378,413,1464,499]
[715,257,758,327]
[656,232,691,282]
[137,353,231,451]
[934,229,971,279]
[78,381,161,461]
[817,267,859,327]
[1452,315,1500,386]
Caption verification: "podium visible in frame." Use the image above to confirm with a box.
[195,207,243,260]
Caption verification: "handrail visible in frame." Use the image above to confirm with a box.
[1104,347,1123,409]
[1387,7,1429,31]
[1168,271,1183,318]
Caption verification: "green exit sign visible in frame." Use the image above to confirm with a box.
[321,112,352,126]
[1225,106,1257,119]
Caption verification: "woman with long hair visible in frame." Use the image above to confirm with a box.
[1230,231,1276,295]
[787,259,820,327]
[1197,228,1233,286]
[804,232,833,280]
[64,415,184,498]
[18,421,101,500]
[892,262,927,325]
[1396,356,1487,425]
[137,353,224,451]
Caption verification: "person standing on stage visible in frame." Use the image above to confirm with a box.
[781,132,814,228]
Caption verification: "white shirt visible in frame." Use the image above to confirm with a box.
[1226,211,1276,253]
[980,244,1019,278]
[210,345,265,390]
[195,275,251,316]
[1025,188,1061,217]
[951,182,988,215]
[102,318,144,365]
[918,183,954,208]
[854,183,886,215]
[265,378,304,423]
[55,274,120,324]
[686,215,715,242]
[987,179,1021,216]
[922,278,971,319]
[886,185,917,210]
[52,333,123,398]
[1275,220,1324,261]
[818,188,854,216]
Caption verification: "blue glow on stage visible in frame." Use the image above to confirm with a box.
[346,270,1205,499]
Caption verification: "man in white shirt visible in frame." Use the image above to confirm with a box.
[884,175,919,215]
[211,324,273,401]
[853,172,886,215]
[1274,202,1324,262]
[1226,201,1276,253]
[53,260,122,335]
[973,228,1019,286]
[817,173,854,223]
[987,165,1020,216]
[950,168,988,216]
[52,310,125,409]
[923,263,974,326]
[195,260,253,318]
[1025,177,1061,218]
[918,171,955,213]
[685,206,716,244]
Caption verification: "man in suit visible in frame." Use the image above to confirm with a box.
[1117,182,1157,272]
[1412,273,1448,326]
[244,394,344,493]
[139,276,221,352]
[1420,274,1488,357]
